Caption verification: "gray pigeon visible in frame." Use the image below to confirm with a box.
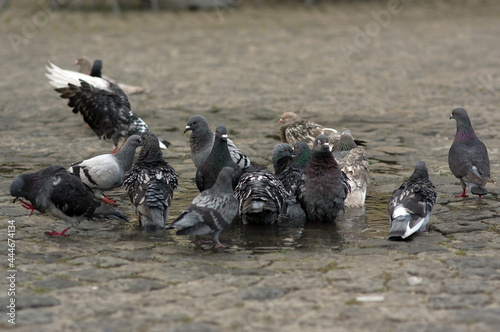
[448,108,490,198]
[332,129,369,208]
[296,135,350,223]
[234,170,287,225]
[195,125,243,192]
[10,165,128,236]
[46,62,170,152]
[272,143,294,177]
[68,135,143,205]
[184,115,251,170]
[123,132,178,230]
[166,167,238,248]
[388,161,437,240]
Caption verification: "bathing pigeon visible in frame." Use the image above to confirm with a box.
[10,165,128,236]
[278,112,366,149]
[184,115,251,170]
[195,125,243,192]
[388,161,437,240]
[234,170,287,225]
[45,62,169,152]
[68,135,142,206]
[272,143,294,177]
[332,129,369,208]
[166,166,238,248]
[75,56,147,95]
[123,132,178,230]
[296,135,350,223]
[448,108,490,198]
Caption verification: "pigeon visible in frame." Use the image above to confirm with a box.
[123,131,178,230]
[296,135,350,223]
[45,62,169,152]
[10,165,128,236]
[184,115,251,170]
[272,143,294,177]
[278,112,366,149]
[234,170,287,225]
[332,129,369,208]
[195,125,243,192]
[166,166,238,248]
[75,56,147,95]
[68,135,143,206]
[273,142,310,222]
[448,108,490,198]
[278,141,311,195]
[388,161,437,240]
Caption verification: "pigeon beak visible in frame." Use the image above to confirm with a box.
[278,118,283,124]
[324,142,329,148]
[449,114,454,119]
[12,197,18,203]
[222,134,228,139]
[183,126,191,134]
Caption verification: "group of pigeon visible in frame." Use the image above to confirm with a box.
[9,58,492,247]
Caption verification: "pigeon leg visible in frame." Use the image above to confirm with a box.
[455,188,468,198]
[19,199,37,216]
[213,241,225,249]
[101,194,118,206]
[44,228,70,236]
[196,236,213,245]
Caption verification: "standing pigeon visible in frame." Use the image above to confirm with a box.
[388,161,437,240]
[45,62,169,152]
[68,135,142,205]
[166,167,238,248]
[195,125,243,192]
[448,108,490,198]
[184,115,251,170]
[10,165,128,236]
[75,56,147,95]
[296,135,350,223]
[278,112,366,149]
[123,132,178,230]
[234,170,287,225]
[332,129,369,208]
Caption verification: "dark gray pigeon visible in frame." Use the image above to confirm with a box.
[388,161,437,240]
[184,115,251,170]
[166,167,238,248]
[195,125,243,192]
[10,165,128,236]
[68,135,142,205]
[46,62,169,152]
[272,143,294,177]
[296,135,350,223]
[332,129,369,208]
[448,108,490,198]
[123,132,178,230]
[234,170,287,225]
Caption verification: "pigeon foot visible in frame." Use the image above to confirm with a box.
[19,199,37,216]
[101,195,118,206]
[455,188,468,198]
[45,228,70,236]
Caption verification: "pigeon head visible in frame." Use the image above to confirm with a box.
[215,125,228,141]
[90,60,103,78]
[313,134,330,152]
[138,131,163,162]
[126,134,143,148]
[293,142,312,166]
[410,161,430,181]
[272,143,293,164]
[333,128,358,151]
[450,108,477,141]
[10,175,27,200]
[278,112,300,125]
[184,115,209,134]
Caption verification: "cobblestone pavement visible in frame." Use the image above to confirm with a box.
[0,1,499,331]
